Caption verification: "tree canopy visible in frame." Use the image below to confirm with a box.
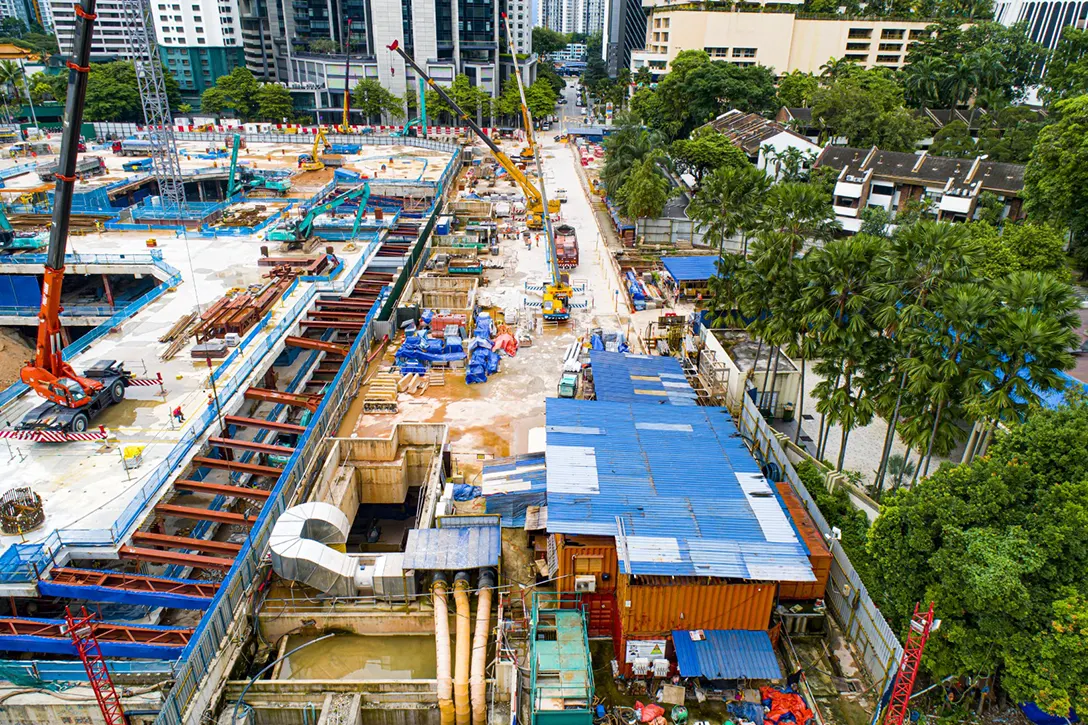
[868,401,1088,715]
[352,78,403,121]
[1042,27,1088,104]
[1024,94,1088,272]
[532,27,569,56]
[79,61,181,121]
[670,127,749,184]
[811,66,929,150]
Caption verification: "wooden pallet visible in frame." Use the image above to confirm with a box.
[362,373,399,414]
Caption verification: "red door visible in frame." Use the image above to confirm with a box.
[581,593,618,639]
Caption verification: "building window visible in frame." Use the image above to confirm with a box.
[909,28,928,39]
[732,47,756,58]
[198,37,205,43]
[704,46,729,58]
[846,42,869,51]
[881,28,905,39]
[879,42,902,51]
[848,27,872,38]
[844,53,868,61]
[573,556,603,574]
[876,54,900,63]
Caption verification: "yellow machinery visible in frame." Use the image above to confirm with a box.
[498,13,571,320]
[300,128,329,172]
[386,40,559,229]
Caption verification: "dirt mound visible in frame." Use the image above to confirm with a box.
[0,329,32,389]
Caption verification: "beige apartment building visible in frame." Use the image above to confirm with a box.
[631,4,936,77]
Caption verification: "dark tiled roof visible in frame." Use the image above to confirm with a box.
[815,145,868,172]
[703,110,810,155]
[974,161,1025,194]
[782,107,813,124]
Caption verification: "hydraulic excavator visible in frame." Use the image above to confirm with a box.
[227,133,290,196]
[268,182,371,248]
[386,39,560,229]
[18,0,136,434]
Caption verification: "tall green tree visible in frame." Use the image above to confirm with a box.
[1042,27,1088,104]
[1024,95,1088,273]
[802,235,885,468]
[867,401,1088,715]
[526,77,558,120]
[200,66,259,119]
[928,119,977,157]
[614,154,670,219]
[254,83,294,121]
[811,66,927,149]
[688,163,771,255]
[777,71,819,108]
[669,127,748,184]
[870,221,981,490]
[352,78,403,121]
[532,27,570,56]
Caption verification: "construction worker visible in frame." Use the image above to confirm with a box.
[172,406,185,423]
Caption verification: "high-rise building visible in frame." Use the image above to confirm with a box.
[256,0,535,122]
[602,0,643,75]
[577,0,603,36]
[994,0,1087,50]
[52,0,134,59]
[0,0,51,30]
[52,0,246,95]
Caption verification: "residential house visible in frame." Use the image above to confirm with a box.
[814,145,1026,232]
[702,110,822,179]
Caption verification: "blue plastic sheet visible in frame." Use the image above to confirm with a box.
[453,483,482,501]
[728,702,765,723]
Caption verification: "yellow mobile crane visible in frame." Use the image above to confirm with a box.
[386,39,560,229]
[497,13,571,320]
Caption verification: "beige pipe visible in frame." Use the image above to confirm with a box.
[433,579,455,725]
[470,581,492,725]
[454,576,472,725]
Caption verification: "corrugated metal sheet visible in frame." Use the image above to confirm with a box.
[618,578,776,635]
[776,482,832,601]
[661,256,720,282]
[545,398,814,582]
[672,629,783,680]
[402,526,500,570]
[483,453,547,527]
[589,351,697,406]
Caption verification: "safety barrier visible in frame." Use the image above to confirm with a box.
[153,201,439,725]
[736,394,903,692]
[0,252,182,416]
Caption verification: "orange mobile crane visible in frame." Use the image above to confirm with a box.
[17,0,134,435]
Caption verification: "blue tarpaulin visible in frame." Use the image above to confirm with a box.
[672,629,782,681]
[661,256,720,283]
[1021,704,1079,725]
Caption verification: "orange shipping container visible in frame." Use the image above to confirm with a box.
[616,575,776,638]
[776,482,832,600]
[555,534,620,594]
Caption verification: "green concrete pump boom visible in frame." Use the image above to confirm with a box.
[227,133,242,197]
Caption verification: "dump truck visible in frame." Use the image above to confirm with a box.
[38,156,107,183]
[555,224,579,269]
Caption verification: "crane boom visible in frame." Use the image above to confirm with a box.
[20,0,102,401]
[386,40,558,225]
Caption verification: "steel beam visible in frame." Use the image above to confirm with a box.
[208,437,295,457]
[48,568,219,598]
[222,415,305,434]
[119,545,235,571]
[173,478,272,501]
[284,335,349,355]
[130,531,244,555]
[154,503,256,526]
[191,455,285,477]
[308,310,371,320]
[0,617,192,646]
[243,387,321,412]
[302,319,365,330]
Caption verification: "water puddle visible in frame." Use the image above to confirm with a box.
[281,634,438,680]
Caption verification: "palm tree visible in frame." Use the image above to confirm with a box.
[0,60,24,122]
[869,221,980,489]
[964,272,1079,458]
[902,56,949,107]
[901,281,994,478]
[819,57,855,80]
[601,118,662,195]
[761,144,781,181]
[761,181,840,250]
[802,235,885,468]
[884,453,915,492]
[688,164,771,256]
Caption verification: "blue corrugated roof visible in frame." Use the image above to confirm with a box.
[545,398,814,582]
[672,629,782,680]
[483,453,548,527]
[590,351,698,406]
[661,256,720,282]
[402,526,500,570]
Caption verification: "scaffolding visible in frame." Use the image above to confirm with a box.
[122,0,188,218]
[530,593,593,725]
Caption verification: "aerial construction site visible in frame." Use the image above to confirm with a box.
[0,3,916,725]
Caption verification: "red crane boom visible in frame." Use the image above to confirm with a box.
[883,602,936,725]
